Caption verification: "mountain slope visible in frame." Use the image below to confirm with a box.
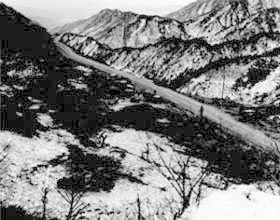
[167,0,230,21]
[53,1,280,48]
[0,2,60,135]
[58,30,280,105]
[183,1,280,44]
[167,0,280,22]
[55,0,280,106]
[51,9,189,48]
[0,3,52,58]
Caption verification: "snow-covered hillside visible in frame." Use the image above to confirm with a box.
[167,0,230,21]
[167,0,280,22]
[191,184,280,220]
[53,0,280,49]
[183,1,280,44]
[51,9,189,49]
[52,0,280,107]
[58,31,280,105]
[180,60,280,106]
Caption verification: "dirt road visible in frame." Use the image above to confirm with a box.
[56,41,280,157]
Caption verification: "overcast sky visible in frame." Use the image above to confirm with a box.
[2,0,196,23]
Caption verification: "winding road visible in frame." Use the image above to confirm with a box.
[56,40,280,157]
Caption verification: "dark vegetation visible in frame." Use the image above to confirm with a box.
[55,144,143,192]
[0,3,54,60]
[2,43,278,188]
[0,206,58,220]
[169,41,280,89]
[234,58,279,88]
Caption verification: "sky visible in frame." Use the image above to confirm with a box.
[1,0,196,25]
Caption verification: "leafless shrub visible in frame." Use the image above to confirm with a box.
[58,189,90,220]
[152,144,209,219]
[136,194,144,220]
[141,144,150,161]
[95,132,108,149]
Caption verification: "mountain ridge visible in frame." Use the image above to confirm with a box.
[51,8,190,49]
[167,0,280,21]
[53,0,280,48]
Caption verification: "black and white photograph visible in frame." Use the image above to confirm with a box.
[1,0,280,219]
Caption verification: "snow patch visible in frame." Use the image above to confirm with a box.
[192,184,280,220]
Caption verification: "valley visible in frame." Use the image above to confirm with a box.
[1,0,280,220]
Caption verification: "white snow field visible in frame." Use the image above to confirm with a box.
[192,184,280,220]
[1,129,280,220]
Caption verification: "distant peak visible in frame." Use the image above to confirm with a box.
[99,8,122,14]
[97,8,138,17]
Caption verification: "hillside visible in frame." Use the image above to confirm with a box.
[53,0,280,47]
[182,1,280,44]
[167,0,280,22]
[58,29,280,106]
[2,2,280,220]
[51,9,189,49]
[0,3,53,58]
[167,0,230,21]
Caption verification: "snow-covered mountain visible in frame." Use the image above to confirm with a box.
[167,0,280,22]
[51,9,189,49]
[182,0,280,44]
[55,0,280,105]
[52,1,280,47]
[167,0,230,21]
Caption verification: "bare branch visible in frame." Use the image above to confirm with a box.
[152,143,210,219]
[58,188,90,220]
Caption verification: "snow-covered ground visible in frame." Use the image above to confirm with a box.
[180,64,280,106]
[0,128,214,219]
[1,127,280,220]
[1,55,280,220]
[192,184,280,220]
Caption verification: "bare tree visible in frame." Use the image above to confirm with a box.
[136,194,144,220]
[153,144,209,219]
[41,187,50,220]
[141,144,150,161]
[58,189,90,220]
